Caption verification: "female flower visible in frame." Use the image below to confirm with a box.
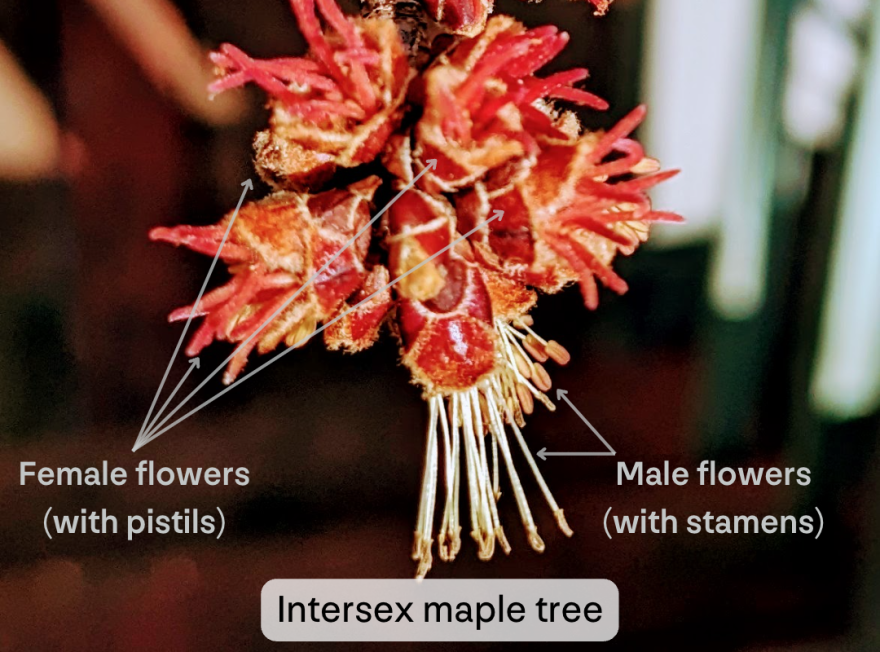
[392,15,608,194]
[209,0,413,189]
[457,105,683,309]
[150,177,381,383]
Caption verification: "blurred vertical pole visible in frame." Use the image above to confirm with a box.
[0,0,78,441]
[643,0,800,457]
[703,0,805,459]
[643,0,766,249]
[771,0,868,479]
[810,2,880,427]
[803,1,880,644]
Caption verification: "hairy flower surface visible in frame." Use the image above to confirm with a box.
[390,15,608,195]
[457,105,683,309]
[150,177,381,383]
[586,0,613,15]
[210,0,413,189]
[151,0,680,579]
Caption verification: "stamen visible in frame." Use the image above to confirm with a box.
[413,396,440,580]
[523,336,550,363]
[484,383,544,552]
[471,388,506,556]
[520,322,547,344]
[461,391,495,559]
[455,394,478,551]
[513,321,570,369]
[531,363,552,392]
[513,348,533,378]
[516,383,534,415]
[438,394,460,561]
[502,323,535,366]
[491,425,500,500]
[413,319,576,576]
[495,319,554,411]
[545,341,571,365]
[508,419,573,538]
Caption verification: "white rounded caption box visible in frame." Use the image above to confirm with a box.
[262,578,619,642]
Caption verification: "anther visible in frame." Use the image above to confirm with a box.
[513,349,532,378]
[532,363,552,392]
[516,383,534,415]
[546,340,571,365]
[523,335,549,363]
[438,531,455,562]
[415,538,433,580]
[555,509,574,537]
[411,532,423,561]
[495,526,511,555]
[527,527,546,553]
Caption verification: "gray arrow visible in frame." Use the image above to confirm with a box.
[133,208,504,451]
[134,166,479,451]
[137,179,252,440]
[134,162,438,452]
[143,356,200,435]
[536,388,616,460]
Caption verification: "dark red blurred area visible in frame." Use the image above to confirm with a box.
[0,0,878,650]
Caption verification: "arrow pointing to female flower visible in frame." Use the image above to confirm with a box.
[134,163,446,451]
[137,179,252,440]
[143,356,200,436]
[133,205,503,451]
[536,388,616,459]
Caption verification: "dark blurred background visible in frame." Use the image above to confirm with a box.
[0,0,879,649]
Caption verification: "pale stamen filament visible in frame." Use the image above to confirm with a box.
[438,394,460,561]
[461,390,496,559]
[504,324,539,378]
[484,383,545,553]
[491,425,500,500]
[470,387,510,555]
[414,395,440,579]
[496,319,554,411]
[457,393,483,553]
[412,319,575,577]
[508,408,573,537]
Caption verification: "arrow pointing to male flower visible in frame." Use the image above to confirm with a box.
[536,388,616,459]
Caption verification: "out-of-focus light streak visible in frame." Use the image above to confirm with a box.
[811,3,880,420]
[642,0,769,320]
[783,2,863,149]
[84,0,245,125]
[0,41,60,180]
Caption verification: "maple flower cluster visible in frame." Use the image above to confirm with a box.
[151,0,681,578]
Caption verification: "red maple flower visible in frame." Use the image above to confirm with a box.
[150,177,381,383]
[390,15,608,194]
[457,105,683,309]
[150,0,679,579]
[209,0,413,189]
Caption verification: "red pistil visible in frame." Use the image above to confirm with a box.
[209,0,384,121]
[447,25,608,145]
